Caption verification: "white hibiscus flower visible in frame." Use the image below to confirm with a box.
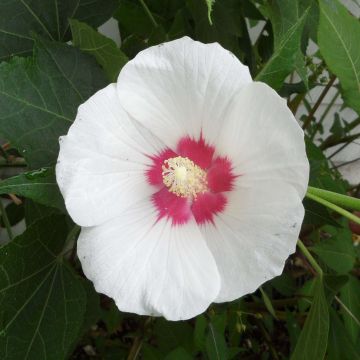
[56,36,309,321]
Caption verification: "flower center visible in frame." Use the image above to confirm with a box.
[162,156,208,198]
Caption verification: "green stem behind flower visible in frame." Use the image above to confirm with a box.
[306,191,360,225]
[307,186,360,211]
[297,239,323,278]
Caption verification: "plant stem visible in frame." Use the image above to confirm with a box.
[127,335,143,360]
[297,239,323,278]
[307,186,360,211]
[310,90,340,141]
[332,156,360,170]
[320,132,360,150]
[138,0,158,28]
[327,141,352,160]
[0,198,13,240]
[302,75,337,130]
[306,192,360,225]
[334,296,360,327]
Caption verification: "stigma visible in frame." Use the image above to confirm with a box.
[162,156,208,198]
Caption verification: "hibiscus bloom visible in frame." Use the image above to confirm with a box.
[56,37,309,321]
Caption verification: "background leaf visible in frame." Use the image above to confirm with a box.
[206,323,228,360]
[256,3,308,90]
[204,0,215,24]
[311,226,356,274]
[0,38,107,169]
[327,309,360,360]
[318,0,360,115]
[291,278,329,360]
[0,167,64,210]
[0,0,118,60]
[0,215,86,360]
[70,19,128,82]
[340,276,360,343]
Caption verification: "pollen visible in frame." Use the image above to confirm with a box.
[162,156,208,198]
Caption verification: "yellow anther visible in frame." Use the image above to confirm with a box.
[162,156,208,198]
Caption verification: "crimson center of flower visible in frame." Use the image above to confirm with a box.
[162,156,208,198]
[147,136,237,226]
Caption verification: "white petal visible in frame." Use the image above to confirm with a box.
[203,82,308,302]
[117,36,252,149]
[217,81,309,198]
[77,198,221,320]
[56,84,162,227]
[202,183,304,302]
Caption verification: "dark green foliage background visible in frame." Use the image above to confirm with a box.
[0,0,359,359]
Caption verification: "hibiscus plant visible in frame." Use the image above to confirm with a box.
[0,0,360,359]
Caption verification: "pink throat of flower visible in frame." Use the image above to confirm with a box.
[146,136,236,226]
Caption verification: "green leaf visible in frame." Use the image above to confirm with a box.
[256,3,309,90]
[340,275,360,343]
[262,0,309,88]
[102,302,123,334]
[318,0,360,115]
[291,277,329,360]
[204,0,215,25]
[115,0,161,38]
[153,319,194,354]
[24,200,60,226]
[142,345,163,360]
[328,309,360,360]
[206,323,228,360]
[305,139,346,193]
[0,38,107,169]
[70,19,128,82]
[260,287,278,319]
[303,198,340,228]
[323,274,349,303]
[0,167,64,211]
[270,273,296,297]
[311,226,355,274]
[78,279,101,335]
[186,0,244,60]
[0,215,87,359]
[164,347,193,360]
[0,0,118,60]
[194,315,207,351]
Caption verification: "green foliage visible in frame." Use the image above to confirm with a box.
[256,0,309,90]
[204,0,216,25]
[291,278,329,360]
[318,0,360,115]
[70,19,128,82]
[0,0,118,60]
[0,0,359,359]
[328,309,360,360]
[0,215,87,359]
[0,167,64,210]
[0,38,107,169]
[340,276,360,343]
[206,323,228,360]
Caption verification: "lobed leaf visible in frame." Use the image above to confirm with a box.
[70,19,128,82]
[0,37,107,169]
[0,167,64,211]
[0,215,86,360]
[318,0,360,115]
[0,0,118,60]
[256,2,309,90]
